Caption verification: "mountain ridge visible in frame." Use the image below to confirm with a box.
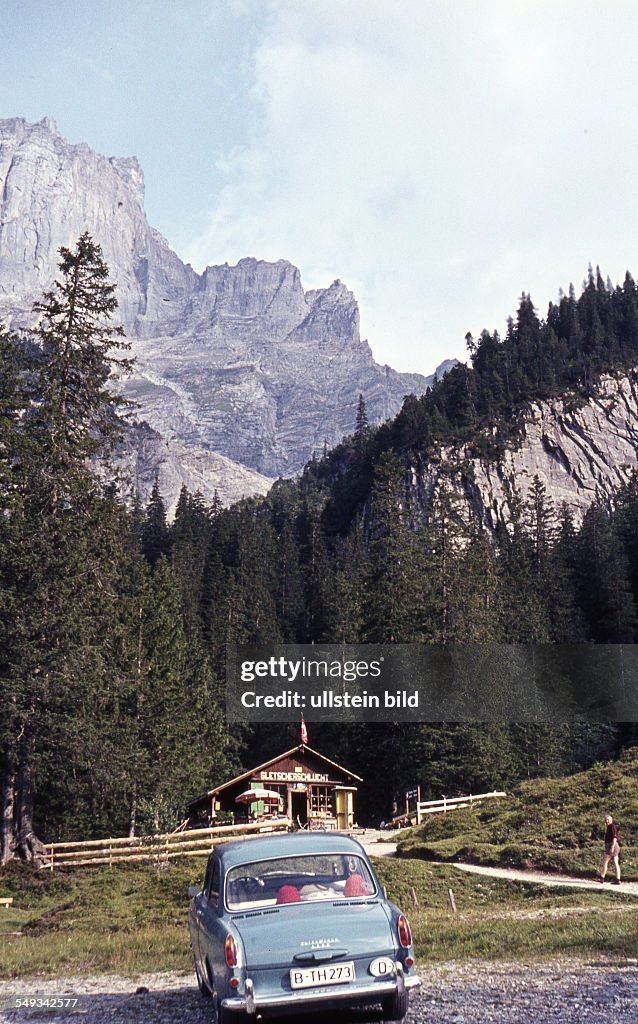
[0,116,436,481]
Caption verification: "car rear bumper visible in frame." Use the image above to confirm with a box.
[221,962,421,1014]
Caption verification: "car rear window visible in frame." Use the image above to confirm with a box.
[225,853,377,910]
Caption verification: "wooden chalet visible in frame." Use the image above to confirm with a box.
[187,744,362,831]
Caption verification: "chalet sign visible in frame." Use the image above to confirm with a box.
[258,770,331,783]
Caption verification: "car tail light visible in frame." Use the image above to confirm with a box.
[398,914,412,948]
[225,935,238,967]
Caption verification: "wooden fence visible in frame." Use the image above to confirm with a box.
[415,790,506,824]
[43,818,292,870]
[390,790,507,828]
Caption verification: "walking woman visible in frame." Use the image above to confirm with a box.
[599,814,621,884]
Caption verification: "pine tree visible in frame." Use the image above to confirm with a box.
[497,490,552,641]
[275,519,305,641]
[141,480,170,566]
[612,472,638,600]
[118,557,227,835]
[575,502,638,642]
[450,511,502,641]
[0,235,134,862]
[524,475,558,578]
[364,452,427,641]
[0,330,30,503]
[548,503,589,641]
[421,476,472,642]
[30,231,133,493]
[324,532,369,643]
[298,503,331,642]
[170,487,212,639]
[354,393,370,453]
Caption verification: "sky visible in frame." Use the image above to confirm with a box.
[3,1,638,375]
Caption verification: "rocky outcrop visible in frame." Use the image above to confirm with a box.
[0,118,196,331]
[0,117,433,479]
[109,423,273,519]
[408,373,638,528]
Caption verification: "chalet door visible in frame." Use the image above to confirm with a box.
[290,790,308,826]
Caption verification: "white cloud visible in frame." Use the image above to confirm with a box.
[185,1,638,375]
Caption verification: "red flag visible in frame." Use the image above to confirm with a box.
[301,715,308,745]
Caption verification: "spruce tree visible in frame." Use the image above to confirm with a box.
[141,480,170,566]
[354,393,370,453]
[325,532,368,643]
[364,452,427,641]
[0,234,133,862]
[119,557,227,835]
[31,231,132,490]
[575,502,638,642]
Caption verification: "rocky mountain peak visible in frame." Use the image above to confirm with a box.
[0,116,195,332]
[0,116,433,481]
[196,257,308,329]
[288,278,361,350]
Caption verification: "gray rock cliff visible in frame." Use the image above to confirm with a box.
[407,373,638,529]
[0,117,196,330]
[111,423,273,518]
[0,117,432,480]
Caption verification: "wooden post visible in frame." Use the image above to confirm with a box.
[447,888,457,913]
[409,886,419,910]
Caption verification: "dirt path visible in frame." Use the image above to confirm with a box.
[356,829,398,858]
[442,860,638,895]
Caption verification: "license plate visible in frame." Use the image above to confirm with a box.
[290,961,356,989]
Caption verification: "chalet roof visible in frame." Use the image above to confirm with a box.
[187,744,362,809]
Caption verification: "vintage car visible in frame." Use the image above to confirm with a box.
[188,832,420,1021]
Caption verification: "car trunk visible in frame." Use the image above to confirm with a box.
[234,899,394,969]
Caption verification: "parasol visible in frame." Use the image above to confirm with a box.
[235,788,282,805]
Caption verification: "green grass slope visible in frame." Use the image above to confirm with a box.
[397,748,638,879]
[2,855,637,977]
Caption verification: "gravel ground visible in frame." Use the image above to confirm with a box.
[2,960,637,1024]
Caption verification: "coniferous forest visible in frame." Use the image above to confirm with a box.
[3,239,638,860]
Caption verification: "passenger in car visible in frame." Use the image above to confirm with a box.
[276,884,302,903]
[344,873,370,897]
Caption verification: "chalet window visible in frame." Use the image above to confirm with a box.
[266,783,287,806]
[310,785,335,816]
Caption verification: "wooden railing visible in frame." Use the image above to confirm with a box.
[389,790,507,828]
[43,818,292,870]
[415,790,506,824]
